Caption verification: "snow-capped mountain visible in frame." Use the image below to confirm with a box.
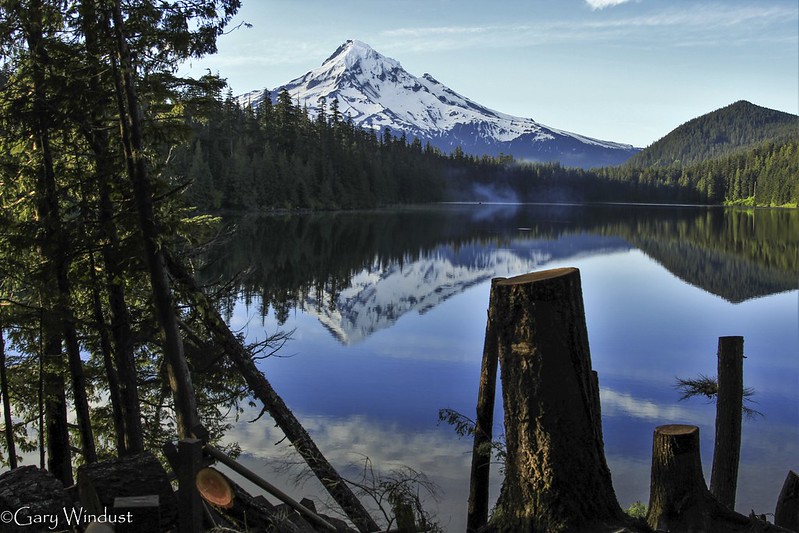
[237,40,639,168]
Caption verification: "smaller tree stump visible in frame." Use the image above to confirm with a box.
[775,470,799,531]
[647,424,717,531]
[645,424,793,533]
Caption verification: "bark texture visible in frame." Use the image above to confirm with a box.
[77,452,178,531]
[646,424,789,533]
[489,268,624,532]
[0,466,74,532]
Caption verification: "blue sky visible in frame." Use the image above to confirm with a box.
[184,0,798,147]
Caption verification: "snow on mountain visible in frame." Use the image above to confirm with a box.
[237,39,639,168]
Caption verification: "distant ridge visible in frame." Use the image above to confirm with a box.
[237,39,640,168]
[628,100,798,167]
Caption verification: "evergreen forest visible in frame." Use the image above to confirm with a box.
[172,93,799,210]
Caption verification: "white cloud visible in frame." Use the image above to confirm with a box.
[586,0,634,9]
[378,4,797,55]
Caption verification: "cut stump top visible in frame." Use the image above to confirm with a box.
[494,267,579,286]
[656,424,699,436]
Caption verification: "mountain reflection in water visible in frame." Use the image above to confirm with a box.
[203,204,798,531]
[204,204,798,341]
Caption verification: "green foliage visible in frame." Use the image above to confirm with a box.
[437,408,506,465]
[625,501,647,519]
[0,0,256,466]
[675,374,763,419]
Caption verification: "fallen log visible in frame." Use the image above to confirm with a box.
[165,251,379,533]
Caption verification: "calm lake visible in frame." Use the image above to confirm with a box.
[207,203,798,531]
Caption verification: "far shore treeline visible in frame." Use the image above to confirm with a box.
[171,91,799,211]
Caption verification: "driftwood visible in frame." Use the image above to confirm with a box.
[0,466,74,532]
[775,470,799,531]
[77,452,177,531]
[484,268,637,532]
[647,424,791,533]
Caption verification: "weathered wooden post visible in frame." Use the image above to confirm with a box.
[467,286,500,532]
[178,438,203,533]
[710,335,744,509]
[488,268,625,532]
[775,470,799,531]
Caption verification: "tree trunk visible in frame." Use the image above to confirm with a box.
[467,283,500,532]
[43,336,73,487]
[775,471,799,531]
[89,255,128,455]
[107,0,200,439]
[79,0,144,455]
[77,452,178,531]
[710,336,743,509]
[164,252,380,533]
[63,318,98,463]
[489,268,624,532]
[0,328,17,469]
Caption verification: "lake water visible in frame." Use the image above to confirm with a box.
[206,203,799,531]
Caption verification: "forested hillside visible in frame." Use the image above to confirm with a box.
[627,100,797,167]
[597,139,799,206]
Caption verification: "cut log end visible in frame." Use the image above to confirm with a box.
[196,467,235,509]
[494,267,578,286]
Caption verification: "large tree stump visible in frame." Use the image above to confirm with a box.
[710,336,744,509]
[0,466,74,531]
[488,268,626,532]
[775,470,799,531]
[77,452,177,531]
